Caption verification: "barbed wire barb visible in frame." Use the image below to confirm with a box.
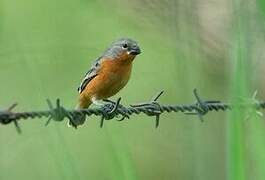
[1,89,265,133]
[100,97,122,128]
[131,91,164,128]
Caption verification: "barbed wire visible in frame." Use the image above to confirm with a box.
[0,89,264,133]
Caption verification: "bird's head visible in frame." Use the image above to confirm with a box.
[103,38,141,62]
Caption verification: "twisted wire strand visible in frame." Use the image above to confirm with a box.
[0,89,264,133]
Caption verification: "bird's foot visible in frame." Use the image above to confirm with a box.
[99,98,130,127]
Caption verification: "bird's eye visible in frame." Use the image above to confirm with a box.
[122,43,128,49]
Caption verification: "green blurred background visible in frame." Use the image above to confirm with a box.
[1,0,265,179]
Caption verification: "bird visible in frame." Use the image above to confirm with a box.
[69,38,141,127]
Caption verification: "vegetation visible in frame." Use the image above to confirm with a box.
[0,0,264,179]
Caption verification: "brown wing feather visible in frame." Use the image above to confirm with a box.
[77,57,102,94]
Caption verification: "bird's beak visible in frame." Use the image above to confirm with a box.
[129,46,141,55]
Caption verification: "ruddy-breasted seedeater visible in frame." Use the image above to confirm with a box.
[70,38,141,127]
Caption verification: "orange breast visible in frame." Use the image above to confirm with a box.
[80,56,133,101]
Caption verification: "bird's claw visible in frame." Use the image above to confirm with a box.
[99,98,130,127]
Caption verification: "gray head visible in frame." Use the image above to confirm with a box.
[103,38,141,59]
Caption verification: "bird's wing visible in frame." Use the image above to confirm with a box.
[77,57,102,94]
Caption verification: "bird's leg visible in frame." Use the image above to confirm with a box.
[91,97,105,106]
[91,97,117,109]
[92,97,129,123]
[102,99,130,121]
[92,97,116,116]
[92,97,118,128]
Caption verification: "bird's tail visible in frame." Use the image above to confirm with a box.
[68,100,92,128]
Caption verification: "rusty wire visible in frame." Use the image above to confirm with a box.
[0,89,264,133]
